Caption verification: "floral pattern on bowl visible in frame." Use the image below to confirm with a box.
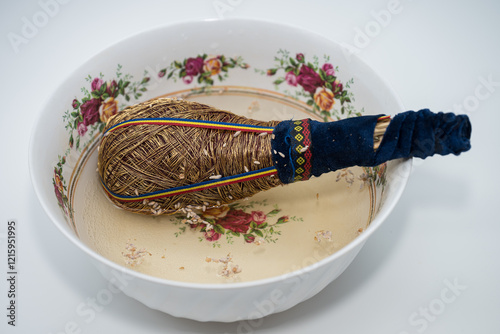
[260,50,360,121]
[64,65,151,150]
[157,54,249,85]
[173,200,303,247]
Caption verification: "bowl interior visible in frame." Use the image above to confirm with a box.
[30,19,410,285]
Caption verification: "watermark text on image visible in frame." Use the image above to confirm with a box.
[5,220,18,327]
[7,0,72,54]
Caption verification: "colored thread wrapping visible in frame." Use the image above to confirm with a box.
[98,98,282,215]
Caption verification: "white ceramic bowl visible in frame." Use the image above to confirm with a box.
[30,18,411,322]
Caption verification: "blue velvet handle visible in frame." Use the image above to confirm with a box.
[271,109,471,184]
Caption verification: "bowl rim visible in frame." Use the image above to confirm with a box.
[29,17,412,290]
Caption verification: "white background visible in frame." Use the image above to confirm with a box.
[1,0,499,333]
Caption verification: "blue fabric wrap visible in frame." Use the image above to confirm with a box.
[271,109,471,184]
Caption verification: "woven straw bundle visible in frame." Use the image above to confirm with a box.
[98,98,282,215]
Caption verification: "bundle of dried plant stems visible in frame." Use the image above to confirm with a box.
[97,98,389,216]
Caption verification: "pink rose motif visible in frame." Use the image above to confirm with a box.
[296,53,304,62]
[333,79,343,94]
[204,229,221,242]
[185,57,204,76]
[80,98,101,126]
[72,99,79,109]
[91,77,104,91]
[276,216,289,224]
[158,69,166,78]
[54,184,63,208]
[106,80,118,97]
[217,209,252,234]
[251,211,267,225]
[285,71,298,86]
[182,75,194,84]
[77,122,87,137]
[245,235,255,243]
[297,65,324,95]
[322,63,335,77]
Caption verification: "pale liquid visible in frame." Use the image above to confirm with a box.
[75,91,375,284]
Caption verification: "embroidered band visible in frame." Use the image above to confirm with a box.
[290,119,312,182]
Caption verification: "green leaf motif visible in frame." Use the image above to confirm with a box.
[99,83,107,94]
[267,208,281,217]
[213,224,226,234]
[267,68,278,76]
[318,69,326,81]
